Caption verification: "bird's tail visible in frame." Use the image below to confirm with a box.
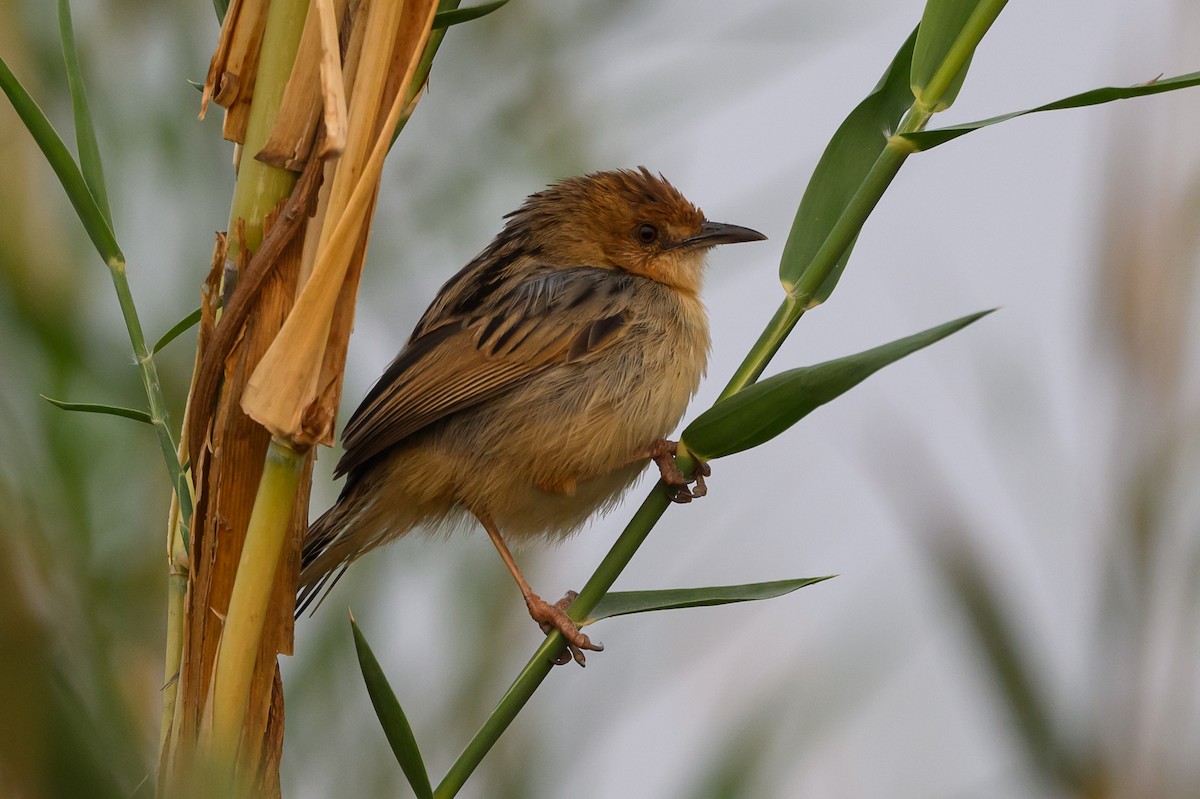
[297,467,448,616]
[296,482,384,617]
[295,502,351,617]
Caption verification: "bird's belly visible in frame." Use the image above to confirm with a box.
[442,329,704,540]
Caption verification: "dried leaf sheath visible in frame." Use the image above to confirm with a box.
[258,0,352,169]
[242,0,439,445]
[166,207,314,791]
[165,0,439,791]
[201,0,269,142]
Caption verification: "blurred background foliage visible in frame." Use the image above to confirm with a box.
[2,0,1199,797]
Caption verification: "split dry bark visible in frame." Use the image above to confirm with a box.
[159,0,439,793]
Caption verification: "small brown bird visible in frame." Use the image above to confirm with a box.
[298,168,765,664]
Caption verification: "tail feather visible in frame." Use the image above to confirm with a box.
[296,494,367,618]
[296,474,428,617]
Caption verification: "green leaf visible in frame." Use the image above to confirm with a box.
[433,0,509,29]
[213,0,229,24]
[58,0,112,230]
[0,55,122,266]
[41,395,153,425]
[683,310,994,461]
[779,28,918,301]
[911,0,1008,112]
[350,615,433,799]
[585,577,833,625]
[901,70,1200,151]
[928,537,1079,785]
[153,307,202,354]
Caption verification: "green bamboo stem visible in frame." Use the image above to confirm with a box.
[159,568,187,753]
[225,1,307,255]
[435,488,673,798]
[917,0,1009,113]
[435,138,923,799]
[208,437,306,774]
[197,0,308,783]
[434,37,963,799]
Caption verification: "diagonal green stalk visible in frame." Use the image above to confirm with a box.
[434,16,1017,791]
[435,489,672,798]
[916,0,1008,113]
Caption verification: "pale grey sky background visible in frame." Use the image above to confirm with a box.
[4,0,1198,796]
[279,2,1200,797]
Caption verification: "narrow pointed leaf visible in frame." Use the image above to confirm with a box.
[912,0,1007,112]
[350,616,433,799]
[153,307,202,354]
[433,0,508,29]
[684,310,993,461]
[779,28,917,299]
[585,577,833,625]
[41,395,153,425]
[0,55,121,265]
[58,0,112,229]
[901,70,1200,151]
[213,0,229,23]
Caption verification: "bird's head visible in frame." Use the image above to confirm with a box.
[507,168,766,296]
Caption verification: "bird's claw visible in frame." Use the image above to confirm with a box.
[648,439,711,504]
[526,590,602,667]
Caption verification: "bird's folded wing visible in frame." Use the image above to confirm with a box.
[335,266,632,477]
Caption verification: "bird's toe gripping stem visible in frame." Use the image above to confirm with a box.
[647,439,711,504]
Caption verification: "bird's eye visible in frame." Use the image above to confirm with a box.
[636,223,659,245]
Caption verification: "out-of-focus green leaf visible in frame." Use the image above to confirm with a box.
[41,395,153,425]
[153,307,202,354]
[584,577,833,625]
[901,70,1200,151]
[0,55,122,265]
[350,615,433,799]
[684,310,993,461]
[58,0,112,229]
[779,28,917,300]
[391,0,466,146]
[928,536,1084,789]
[433,0,508,29]
[912,0,1008,111]
[213,0,229,24]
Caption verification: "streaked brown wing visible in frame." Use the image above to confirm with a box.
[335,266,633,477]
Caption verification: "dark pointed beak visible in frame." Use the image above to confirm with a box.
[678,220,768,249]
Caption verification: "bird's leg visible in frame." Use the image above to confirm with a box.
[476,511,603,666]
[644,438,711,504]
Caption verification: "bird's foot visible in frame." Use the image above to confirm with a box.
[647,439,711,504]
[526,590,603,666]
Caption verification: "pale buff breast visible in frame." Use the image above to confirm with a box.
[360,281,709,543]
[459,282,710,539]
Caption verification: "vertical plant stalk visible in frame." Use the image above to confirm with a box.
[162,0,309,792]
[208,438,305,771]
[225,11,305,256]
[191,0,439,790]
[435,491,672,798]
[109,261,194,543]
